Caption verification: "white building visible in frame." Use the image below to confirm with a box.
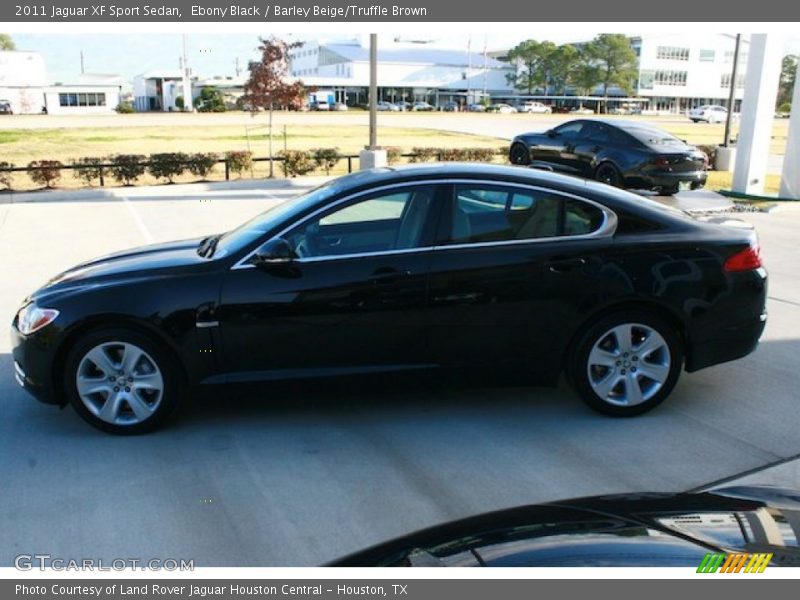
[631,34,748,113]
[0,50,47,113]
[133,70,186,111]
[287,38,515,107]
[44,74,123,115]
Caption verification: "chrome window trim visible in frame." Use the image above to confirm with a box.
[231,178,618,269]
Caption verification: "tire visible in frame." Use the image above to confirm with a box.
[64,327,183,434]
[661,184,680,196]
[569,311,683,417]
[690,181,704,190]
[509,143,531,165]
[594,162,624,188]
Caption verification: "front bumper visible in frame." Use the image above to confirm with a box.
[10,325,61,405]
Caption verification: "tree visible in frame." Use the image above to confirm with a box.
[196,87,226,112]
[778,55,798,108]
[570,56,602,109]
[243,37,307,178]
[547,45,579,95]
[506,40,555,95]
[0,33,14,51]
[583,34,639,113]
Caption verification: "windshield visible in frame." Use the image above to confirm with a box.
[212,181,339,257]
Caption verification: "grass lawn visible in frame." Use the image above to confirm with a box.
[706,170,783,195]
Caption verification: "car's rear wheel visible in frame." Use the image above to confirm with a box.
[594,162,623,188]
[569,311,683,416]
[64,327,183,434]
[509,143,531,165]
[661,184,680,195]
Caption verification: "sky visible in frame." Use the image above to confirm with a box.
[8,31,800,86]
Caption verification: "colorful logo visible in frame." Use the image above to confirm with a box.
[697,552,773,573]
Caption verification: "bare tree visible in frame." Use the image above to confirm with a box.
[242,37,307,178]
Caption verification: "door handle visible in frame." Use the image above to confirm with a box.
[369,267,411,285]
[546,257,586,273]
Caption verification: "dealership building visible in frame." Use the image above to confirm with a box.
[286,38,515,107]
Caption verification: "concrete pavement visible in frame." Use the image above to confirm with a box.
[0,182,798,566]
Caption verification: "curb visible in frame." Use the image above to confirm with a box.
[0,176,333,204]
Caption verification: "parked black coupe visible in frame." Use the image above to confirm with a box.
[12,164,766,433]
[509,119,709,194]
[329,486,800,567]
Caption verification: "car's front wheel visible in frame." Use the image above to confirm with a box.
[509,143,531,165]
[569,311,683,416]
[64,327,183,434]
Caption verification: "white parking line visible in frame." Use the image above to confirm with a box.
[120,195,154,243]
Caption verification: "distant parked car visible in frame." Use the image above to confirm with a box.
[412,101,435,112]
[442,101,459,112]
[394,101,411,111]
[520,101,552,114]
[313,101,330,111]
[488,103,517,114]
[468,103,486,112]
[689,105,727,123]
[333,102,349,111]
[376,101,399,112]
[571,107,595,115]
[509,119,709,195]
[0,100,13,115]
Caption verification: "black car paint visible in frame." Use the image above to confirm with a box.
[511,120,708,192]
[327,486,800,567]
[11,164,765,407]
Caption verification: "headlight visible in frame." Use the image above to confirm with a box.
[16,303,60,335]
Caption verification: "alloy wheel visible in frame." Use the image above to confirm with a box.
[586,323,671,407]
[75,341,164,426]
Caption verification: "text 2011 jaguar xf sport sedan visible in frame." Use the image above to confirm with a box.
[11,164,767,433]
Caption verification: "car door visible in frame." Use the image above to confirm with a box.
[216,183,443,381]
[426,181,617,381]
[532,121,588,174]
[569,122,611,177]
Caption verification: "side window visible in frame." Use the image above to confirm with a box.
[554,121,585,137]
[284,185,436,258]
[586,124,611,144]
[446,186,609,244]
[448,185,560,244]
[564,199,605,236]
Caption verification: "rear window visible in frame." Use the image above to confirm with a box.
[626,127,685,147]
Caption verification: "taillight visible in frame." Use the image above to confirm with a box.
[724,245,762,272]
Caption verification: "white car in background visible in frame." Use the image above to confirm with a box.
[520,101,552,114]
[689,105,728,123]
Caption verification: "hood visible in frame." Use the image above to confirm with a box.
[36,236,209,296]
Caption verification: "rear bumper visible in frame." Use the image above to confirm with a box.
[627,170,708,190]
[686,312,767,372]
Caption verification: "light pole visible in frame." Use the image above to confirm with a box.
[723,34,741,147]
[359,33,386,169]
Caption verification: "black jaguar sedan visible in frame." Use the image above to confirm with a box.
[11,164,766,434]
[509,119,709,194]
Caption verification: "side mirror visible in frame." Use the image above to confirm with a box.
[252,237,295,267]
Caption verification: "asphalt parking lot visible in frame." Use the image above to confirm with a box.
[1,182,799,566]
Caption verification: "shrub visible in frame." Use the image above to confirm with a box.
[73,157,104,186]
[115,101,135,114]
[410,147,439,162]
[778,102,791,114]
[186,153,219,179]
[175,96,184,111]
[28,160,63,188]
[225,151,253,177]
[439,148,470,161]
[196,87,226,113]
[385,146,403,165]
[109,154,146,185]
[312,147,341,175]
[148,152,188,183]
[0,161,13,190]
[696,145,718,169]
[465,147,499,162]
[278,150,315,177]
